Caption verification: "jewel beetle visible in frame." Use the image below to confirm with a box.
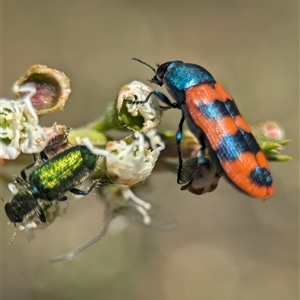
[131,58,274,200]
[4,145,100,226]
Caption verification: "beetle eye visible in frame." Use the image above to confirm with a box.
[156,70,163,81]
[155,72,162,81]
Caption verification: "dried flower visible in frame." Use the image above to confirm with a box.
[13,65,71,115]
[42,124,72,159]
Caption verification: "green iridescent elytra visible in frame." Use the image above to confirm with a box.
[4,145,99,224]
[29,145,98,200]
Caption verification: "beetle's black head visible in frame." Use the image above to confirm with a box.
[151,61,184,86]
[4,189,39,223]
[5,203,24,223]
[150,61,175,86]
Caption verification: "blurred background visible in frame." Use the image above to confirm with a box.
[1,1,298,299]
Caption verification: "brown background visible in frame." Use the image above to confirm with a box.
[1,1,299,299]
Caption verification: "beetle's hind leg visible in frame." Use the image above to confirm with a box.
[70,180,100,196]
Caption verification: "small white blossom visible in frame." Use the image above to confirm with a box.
[0,86,47,159]
[117,81,163,132]
[81,130,165,187]
[105,130,164,186]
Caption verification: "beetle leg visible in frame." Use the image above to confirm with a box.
[15,176,29,188]
[20,154,39,182]
[57,195,68,201]
[70,180,100,196]
[124,90,155,105]
[176,112,185,184]
[153,90,177,108]
[35,205,47,223]
[40,151,49,162]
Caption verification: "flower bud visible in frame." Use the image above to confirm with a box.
[251,121,292,161]
[251,121,285,142]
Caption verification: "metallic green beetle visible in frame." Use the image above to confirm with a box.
[4,145,100,225]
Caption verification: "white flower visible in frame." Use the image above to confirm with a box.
[80,130,165,187]
[0,85,47,159]
[117,81,163,132]
[105,130,164,186]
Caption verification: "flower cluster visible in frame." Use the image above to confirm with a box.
[0,86,46,159]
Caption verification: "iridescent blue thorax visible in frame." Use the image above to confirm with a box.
[160,61,215,106]
[165,61,215,89]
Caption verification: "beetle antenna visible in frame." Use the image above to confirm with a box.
[9,224,17,245]
[131,58,156,74]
